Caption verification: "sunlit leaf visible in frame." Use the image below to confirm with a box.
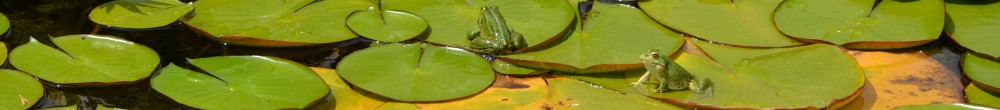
[337,43,494,101]
[0,69,43,110]
[945,0,1000,58]
[639,0,803,47]
[89,0,193,28]
[183,0,371,47]
[774,0,944,49]
[10,35,159,85]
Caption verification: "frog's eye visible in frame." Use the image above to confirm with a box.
[651,53,659,57]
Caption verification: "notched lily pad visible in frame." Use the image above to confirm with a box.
[499,2,684,73]
[945,0,1000,58]
[0,69,43,110]
[346,9,428,42]
[151,56,329,109]
[183,0,372,47]
[89,0,194,29]
[10,35,159,85]
[962,53,1000,91]
[639,0,804,47]
[774,0,944,49]
[337,43,494,102]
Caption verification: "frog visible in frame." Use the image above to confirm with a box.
[631,49,713,98]
[467,5,527,55]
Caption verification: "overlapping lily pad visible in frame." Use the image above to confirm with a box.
[962,53,1000,91]
[499,2,685,73]
[893,103,997,110]
[945,0,1000,58]
[10,35,159,85]
[639,0,803,47]
[183,0,371,47]
[346,9,428,42]
[89,0,194,29]
[0,69,43,110]
[546,76,683,110]
[337,43,494,101]
[774,0,944,49]
[381,0,574,49]
[151,56,328,109]
[491,60,548,76]
[312,68,387,110]
[965,84,1000,107]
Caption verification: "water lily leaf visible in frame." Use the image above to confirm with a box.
[381,0,574,49]
[893,103,998,110]
[310,68,387,110]
[851,49,966,109]
[151,56,329,109]
[337,43,494,101]
[546,76,684,110]
[346,9,428,42]
[492,60,548,76]
[0,69,43,110]
[416,76,553,109]
[10,35,159,85]
[183,0,371,47]
[1,12,8,34]
[966,84,1000,107]
[945,0,1000,58]
[639,0,803,47]
[774,0,944,49]
[963,53,1000,91]
[88,0,193,29]
[499,2,685,73]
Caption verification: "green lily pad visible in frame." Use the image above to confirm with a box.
[966,84,1000,107]
[1,12,8,34]
[639,0,803,47]
[381,0,574,49]
[312,68,387,110]
[963,53,1000,91]
[346,9,428,42]
[337,43,494,101]
[0,69,43,110]
[945,0,1000,58]
[774,0,944,49]
[499,2,685,73]
[10,35,159,85]
[546,76,684,110]
[89,0,194,29]
[491,60,548,76]
[183,0,371,47]
[893,103,998,110]
[151,56,328,109]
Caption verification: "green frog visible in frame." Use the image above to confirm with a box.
[467,6,527,55]
[632,49,713,98]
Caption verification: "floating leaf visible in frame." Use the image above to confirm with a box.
[851,49,966,109]
[945,0,1000,58]
[151,56,329,109]
[1,12,8,34]
[966,84,1000,107]
[492,60,548,76]
[0,69,43,110]
[499,2,685,73]
[183,0,371,47]
[381,0,574,49]
[311,67,387,110]
[337,43,494,101]
[774,0,944,49]
[546,76,684,110]
[10,35,159,85]
[89,0,194,28]
[639,0,803,47]
[416,76,553,109]
[893,103,998,110]
[346,9,428,42]
[963,53,1000,91]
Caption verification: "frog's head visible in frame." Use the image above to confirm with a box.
[639,49,662,63]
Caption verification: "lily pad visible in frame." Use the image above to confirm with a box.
[966,84,1000,107]
[416,76,553,109]
[151,56,329,109]
[963,53,1000,91]
[491,60,548,76]
[546,76,684,110]
[311,68,387,110]
[337,43,494,101]
[0,69,43,110]
[381,0,574,49]
[183,0,371,47]
[89,0,194,29]
[639,0,803,47]
[499,2,685,73]
[1,12,8,34]
[346,9,427,42]
[893,103,998,110]
[774,0,944,49]
[945,0,1000,58]
[10,35,159,85]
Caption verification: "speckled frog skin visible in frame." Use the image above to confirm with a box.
[632,49,713,98]
[467,6,526,55]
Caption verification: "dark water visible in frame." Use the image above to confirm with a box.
[1,0,370,109]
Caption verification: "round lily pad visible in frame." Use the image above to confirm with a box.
[337,43,494,101]
[89,0,194,29]
[183,0,371,47]
[894,103,997,110]
[1,12,8,34]
[962,53,1000,91]
[151,56,329,109]
[381,0,574,49]
[774,0,944,49]
[346,9,428,42]
[499,2,684,73]
[965,84,1000,106]
[0,69,43,110]
[639,0,803,47]
[10,35,160,85]
[945,0,1000,58]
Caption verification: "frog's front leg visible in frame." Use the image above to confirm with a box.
[467,30,481,40]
